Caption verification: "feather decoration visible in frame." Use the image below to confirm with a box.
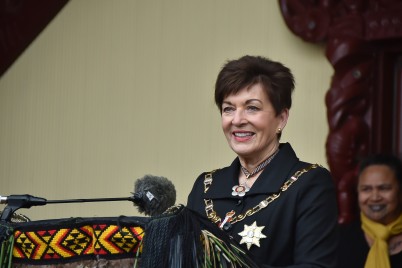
[0,222,14,268]
[141,205,260,268]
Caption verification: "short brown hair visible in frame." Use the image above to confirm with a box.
[215,55,295,115]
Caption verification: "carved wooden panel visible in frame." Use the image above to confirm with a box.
[279,0,402,224]
[0,0,69,77]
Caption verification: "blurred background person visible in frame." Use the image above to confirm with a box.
[338,154,402,268]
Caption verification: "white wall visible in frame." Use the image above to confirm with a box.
[0,0,332,220]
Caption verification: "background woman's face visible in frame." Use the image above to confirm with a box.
[358,164,402,225]
[220,84,287,162]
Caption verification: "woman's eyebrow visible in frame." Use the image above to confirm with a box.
[245,99,262,104]
[222,98,262,106]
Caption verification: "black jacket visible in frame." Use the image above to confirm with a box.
[187,143,339,267]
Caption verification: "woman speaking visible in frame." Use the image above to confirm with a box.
[187,55,339,267]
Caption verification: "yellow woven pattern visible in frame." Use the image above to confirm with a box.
[12,224,144,261]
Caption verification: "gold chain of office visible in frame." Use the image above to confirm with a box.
[203,163,319,225]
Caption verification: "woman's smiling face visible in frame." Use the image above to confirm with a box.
[358,164,402,225]
[220,83,288,162]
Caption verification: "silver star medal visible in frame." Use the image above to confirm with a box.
[238,221,267,249]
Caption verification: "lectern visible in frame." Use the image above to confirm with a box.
[1,206,259,268]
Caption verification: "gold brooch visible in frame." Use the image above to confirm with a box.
[238,221,267,249]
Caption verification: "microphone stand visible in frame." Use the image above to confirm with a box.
[46,197,135,204]
[0,195,135,222]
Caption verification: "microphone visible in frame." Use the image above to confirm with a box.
[132,174,176,217]
[0,194,47,207]
[0,175,176,221]
[0,194,47,221]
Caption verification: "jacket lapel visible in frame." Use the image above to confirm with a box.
[249,143,299,195]
[203,143,300,198]
[204,158,240,199]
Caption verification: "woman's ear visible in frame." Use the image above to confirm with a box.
[278,109,289,130]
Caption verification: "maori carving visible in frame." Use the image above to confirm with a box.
[0,0,69,77]
[279,0,402,223]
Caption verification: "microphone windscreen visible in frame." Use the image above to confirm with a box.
[133,174,176,216]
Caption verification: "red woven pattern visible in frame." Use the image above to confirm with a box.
[13,224,144,261]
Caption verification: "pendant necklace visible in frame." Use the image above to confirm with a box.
[231,149,279,197]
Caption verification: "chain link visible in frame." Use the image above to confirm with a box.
[204,164,319,226]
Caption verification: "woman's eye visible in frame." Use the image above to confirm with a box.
[358,187,370,192]
[222,107,234,113]
[379,185,392,192]
[247,106,259,111]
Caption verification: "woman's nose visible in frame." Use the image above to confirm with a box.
[232,110,247,125]
[370,190,382,201]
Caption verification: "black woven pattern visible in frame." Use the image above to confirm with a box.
[141,216,173,267]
